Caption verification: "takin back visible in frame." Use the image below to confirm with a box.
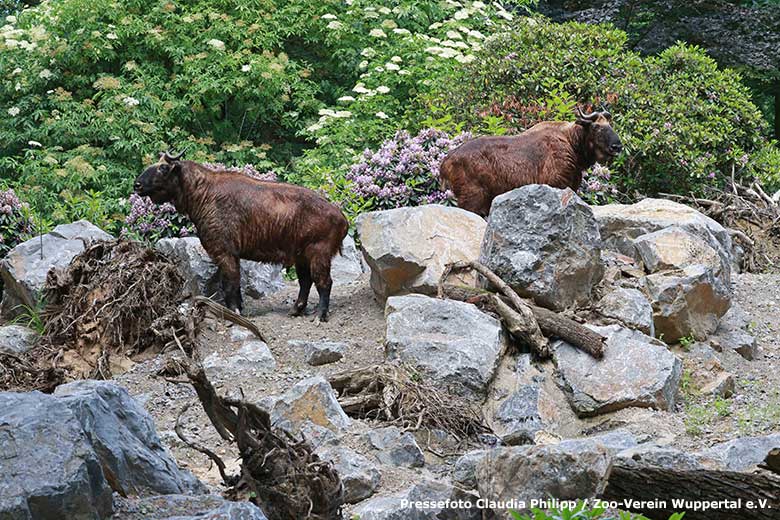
[134,152,348,321]
[440,109,623,217]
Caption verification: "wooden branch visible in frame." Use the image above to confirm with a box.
[491,294,550,358]
[440,282,604,359]
[602,461,780,520]
[194,296,266,342]
[175,402,237,487]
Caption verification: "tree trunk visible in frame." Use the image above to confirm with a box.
[602,463,780,520]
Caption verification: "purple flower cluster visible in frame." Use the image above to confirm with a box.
[347,129,471,210]
[579,163,618,204]
[122,193,194,241]
[203,163,278,182]
[0,188,33,257]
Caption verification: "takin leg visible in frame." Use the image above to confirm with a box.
[216,255,243,314]
[456,184,493,217]
[309,253,334,322]
[289,260,313,317]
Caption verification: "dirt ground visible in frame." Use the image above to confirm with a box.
[104,271,780,508]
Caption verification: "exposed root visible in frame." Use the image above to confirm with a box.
[328,364,491,443]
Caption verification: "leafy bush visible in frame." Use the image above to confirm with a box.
[122,163,275,241]
[344,128,469,215]
[509,502,686,520]
[427,17,780,197]
[0,188,33,257]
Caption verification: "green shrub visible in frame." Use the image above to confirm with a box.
[426,17,779,197]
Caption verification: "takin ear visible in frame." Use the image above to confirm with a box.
[158,162,181,177]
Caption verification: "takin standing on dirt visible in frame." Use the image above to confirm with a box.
[134,151,349,321]
[439,109,623,216]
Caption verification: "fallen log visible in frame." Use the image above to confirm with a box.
[602,462,780,520]
[438,280,604,359]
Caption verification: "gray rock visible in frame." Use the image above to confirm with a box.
[330,234,366,285]
[49,220,112,245]
[701,433,780,471]
[557,429,639,456]
[316,445,380,503]
[682,344,734,397]
[288,340,346,366]
[203,340,276,380]
[710,305,758,360]
[1,233,85,319]
[300,420,341,450]
[113,494,268,520]
[264,376,351,433]
[384,294,506,397]
[356,205,486,300]
[597,287,654,336]
[452,449,489,489]
[643,264,730,343]
[54,380,204,496]
[0,391,113,519]
[353,480,482,520]
[493,384,546,445]
[480,185,603,310]
[593,198,733,282]
[554,324,682,416]
[615,445,720,471]
[0,324,37,355]
[476,441,612,514]
[368,426,425,468]
[156,237,284,301]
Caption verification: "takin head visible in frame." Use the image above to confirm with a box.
[133,150,185,203]
[575,108,623,164]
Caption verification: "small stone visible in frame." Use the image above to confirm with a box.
[264,376,351,433]
[0,324,38,356]
[316,446,380,503]
[288,340,346,366]
[203,341,276,380]
[597,287,655,336]
[367,426,425,468]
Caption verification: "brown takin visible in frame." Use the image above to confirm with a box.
[440,109,623,216]
[134,152,348,321]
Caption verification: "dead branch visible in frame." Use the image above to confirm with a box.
[193,296,266,342]
[175,402,238,487]
[184,362,344,520]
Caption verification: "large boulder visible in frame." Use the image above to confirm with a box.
[593,198,733,277]
[384,294,506,397]
[554,324,682,416]
[0,324,38,356]
[1,220,112,319]
[54,380,204,496]
[0,391,114,520]
[155,237,284,300]
[475,438,613,514]
[356,205,486,300]
[49,220,113,244]
[480,185,603,310]
[700,433,780,471]
[262,376,351,433]
[203,340,277,380]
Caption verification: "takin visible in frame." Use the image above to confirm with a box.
[439,109,623,216]
[134,152,349,321]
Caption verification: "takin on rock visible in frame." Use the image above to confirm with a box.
[440,109,623,217]
[134,152,349,321]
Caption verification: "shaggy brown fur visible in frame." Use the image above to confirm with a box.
[134,154,348,321]
[440,110,622,216]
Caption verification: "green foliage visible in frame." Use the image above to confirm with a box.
[428,17,780,197]
[509,502,685,520]
[10,298,46,333]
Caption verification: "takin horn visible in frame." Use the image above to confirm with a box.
[162,149,185,162]
[574,107,600,122]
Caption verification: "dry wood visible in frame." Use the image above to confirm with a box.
[602,461,780,520]
[490,294,550,358]
[439,281,605,359]
[193,295,266,342]
[184,362,344,520]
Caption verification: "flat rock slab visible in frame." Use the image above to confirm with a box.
[480,185,603,310]
[367,426,425,468]
[0,391,114,520]
[356,204,486,300]
[384,294,506,397]
[203,340,277,379]
[113,494,268,520]
[700,433,780,471]
[353,480,481,520]
[554,324,682,416]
